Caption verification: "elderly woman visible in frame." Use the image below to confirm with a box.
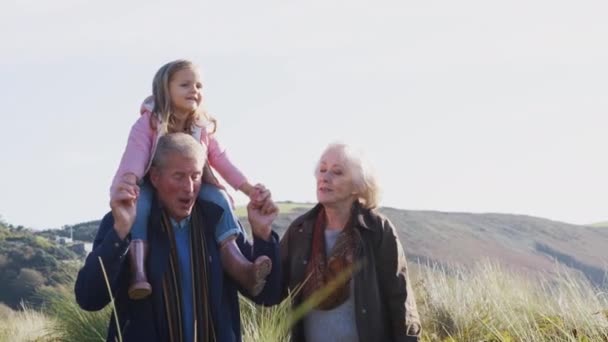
[280,143,421,342]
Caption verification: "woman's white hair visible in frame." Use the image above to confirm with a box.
[316,142,381,209]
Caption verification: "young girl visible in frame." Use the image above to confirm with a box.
[111,59,272,300]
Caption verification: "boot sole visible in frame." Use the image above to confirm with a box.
[250,257,272,296]
[129,283,152,300]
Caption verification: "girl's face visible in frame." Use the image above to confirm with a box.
[315,148,358,207]
[169,67,203,120]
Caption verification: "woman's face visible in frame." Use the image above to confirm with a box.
[315,148,357,207]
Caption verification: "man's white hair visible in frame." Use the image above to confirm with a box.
[152,133,207,170]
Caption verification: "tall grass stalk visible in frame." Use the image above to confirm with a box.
[239,264,358,341]
[98,257,122,342]
[40,286,110,341]
[239,294,293,342]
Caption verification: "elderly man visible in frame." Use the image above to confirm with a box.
[75,133,282,342]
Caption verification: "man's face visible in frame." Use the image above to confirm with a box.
[150,152,203,221]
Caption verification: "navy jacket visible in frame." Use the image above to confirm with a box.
[74,199,282,341]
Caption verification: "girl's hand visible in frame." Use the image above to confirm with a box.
[251,184,277,215]
[250,184,266,205]
[122,173,138,187]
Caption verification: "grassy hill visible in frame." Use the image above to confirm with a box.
[386,209,608,285]
[2,206,608,341]
[0,220,81,309]
[240,203,608,287]
[27,202,608,288]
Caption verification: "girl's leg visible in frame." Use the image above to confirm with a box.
[199,184,271,296]
[131,180,153,239]
[199,183,242,243]
[128,180,153,300]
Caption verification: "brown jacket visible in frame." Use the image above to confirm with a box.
[280,202,421,342]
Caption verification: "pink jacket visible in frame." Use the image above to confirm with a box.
[110,100,248,194]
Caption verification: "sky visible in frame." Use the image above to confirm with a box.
[0,0,606,229]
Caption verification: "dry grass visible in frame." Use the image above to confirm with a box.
[3,260,608,341]
[416,261,608,341]
[0,303,54,342]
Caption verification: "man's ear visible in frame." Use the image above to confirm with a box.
[149,167,160,188]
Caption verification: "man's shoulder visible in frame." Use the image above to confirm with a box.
[195,199,224,227]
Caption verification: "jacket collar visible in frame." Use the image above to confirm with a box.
[352,201,372,231]
[294,201,373,232]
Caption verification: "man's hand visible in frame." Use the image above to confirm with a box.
[110,176,139,240]
[247,195,278,241]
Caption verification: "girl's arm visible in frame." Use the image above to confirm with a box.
[110,112,155,194]
[205,135,252,195]
[238,182,256,198]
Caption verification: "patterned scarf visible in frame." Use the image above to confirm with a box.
[301,206,357,310]
[160,205,216,342]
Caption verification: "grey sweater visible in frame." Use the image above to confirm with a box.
[303,229,359,342]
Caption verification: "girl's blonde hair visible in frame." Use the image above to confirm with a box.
[150,59,217,135]
[317,142,382,209]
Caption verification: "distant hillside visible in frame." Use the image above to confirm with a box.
[240,203,608,287]
[0,220,82,309]
[35,202,608,287]
[589,221,608,228]
[38,220,100,242]
[385,208,608,285]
